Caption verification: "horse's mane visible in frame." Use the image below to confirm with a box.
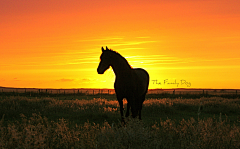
[109,49,123,58]
[108,49,132,69]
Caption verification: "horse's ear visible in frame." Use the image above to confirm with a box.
[106,46,109,50]
[101,47,105,52]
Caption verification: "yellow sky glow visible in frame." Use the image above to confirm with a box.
[0,0,240,89]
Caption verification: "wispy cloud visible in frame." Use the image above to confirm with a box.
[13,78,21,81]
[65,55,99,65]
[107,40,157,47]
[136,55,240,65]
[143,56,240,70]
[136,36,151,39]
[56,78,75,82]
[126,55,183,66]
[81,78,98,83]
[75,36,158,48]
[189,57,240,62]
[150,65,240,70]
[75,37,124,42]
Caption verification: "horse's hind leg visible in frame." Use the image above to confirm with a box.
[125,102,130,117]
[138,95,146,120]
[139,104,143,120]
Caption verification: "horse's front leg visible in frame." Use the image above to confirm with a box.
[117,95,124,122]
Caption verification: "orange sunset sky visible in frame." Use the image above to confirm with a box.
[0,0,240,89]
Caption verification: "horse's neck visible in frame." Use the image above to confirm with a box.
[111,56,132,78]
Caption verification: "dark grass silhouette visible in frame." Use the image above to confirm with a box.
[97,47,149,121]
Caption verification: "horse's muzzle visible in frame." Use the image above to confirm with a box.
[97,68,104,74]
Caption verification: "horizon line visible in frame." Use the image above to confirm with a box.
[0,86,239,91]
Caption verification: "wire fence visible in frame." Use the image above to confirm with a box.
[0,87,239,97]
[0,88,115,96]
[148,89,239,96]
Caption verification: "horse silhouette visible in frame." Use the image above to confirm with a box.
[97,46,149,121]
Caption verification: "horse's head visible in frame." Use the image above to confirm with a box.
[97,46,112,74]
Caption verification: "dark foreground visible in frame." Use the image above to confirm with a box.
[0,96,239,148]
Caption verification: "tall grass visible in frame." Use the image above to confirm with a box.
[0,113,239,148]
[0,97,121,124]
[0,96,240,148]
[0,113,99,148]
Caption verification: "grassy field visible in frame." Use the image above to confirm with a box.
[0,95,240,148]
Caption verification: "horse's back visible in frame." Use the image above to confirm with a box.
[132,68,149,96]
